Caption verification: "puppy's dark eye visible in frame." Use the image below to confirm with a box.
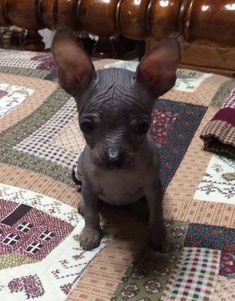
[135,120,150,135]
[80,119,95,134]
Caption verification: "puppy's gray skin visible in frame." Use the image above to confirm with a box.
[52,30,181,250]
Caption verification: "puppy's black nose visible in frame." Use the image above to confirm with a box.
[105,148,125,168]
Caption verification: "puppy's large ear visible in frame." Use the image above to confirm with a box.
[136,38,181,97]
[52,29,95,96]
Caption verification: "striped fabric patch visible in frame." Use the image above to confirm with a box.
[201,120,235,145]
[168,248,220,301]
[221,87,235,109]
[200,120,235,158]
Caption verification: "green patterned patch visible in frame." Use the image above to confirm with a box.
[0,88,75,186]
[0,66,49,79]
[0,252,36,270]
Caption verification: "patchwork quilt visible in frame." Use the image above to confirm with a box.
[0,49,234,301]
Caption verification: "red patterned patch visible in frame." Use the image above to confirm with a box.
[8,275,44,298]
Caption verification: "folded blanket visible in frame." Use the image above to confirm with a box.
[200,87,235,159]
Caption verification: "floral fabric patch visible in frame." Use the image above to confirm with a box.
[112,221,188,301]
[220,253,235,278]
[194,155,235,204]
[153,100,206,188]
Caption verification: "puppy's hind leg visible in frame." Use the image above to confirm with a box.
[72,163,84,215]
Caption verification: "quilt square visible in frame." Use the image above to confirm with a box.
[194,154,235,204]
[167,248,220,301]
[0,83,34,118]
[0,183,110,301]
[174,70,212,93]
[214,276,235,300]
[153,100,207,188]
[14,97,79,169]
[220,253,235,278]
[31,54,57,71]
[184,223,235,252]
[0,50,41,69]
[185,223,235,279]
[210,79,235,108]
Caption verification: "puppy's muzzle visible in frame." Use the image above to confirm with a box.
[104,147,125,169]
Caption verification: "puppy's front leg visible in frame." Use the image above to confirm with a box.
[79,180,102,250]
[145,180,165,251]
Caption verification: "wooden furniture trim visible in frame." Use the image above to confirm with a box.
[0,0,234,47]
[0,0,235,75]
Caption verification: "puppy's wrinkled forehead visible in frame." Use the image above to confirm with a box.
[80,68,153,116]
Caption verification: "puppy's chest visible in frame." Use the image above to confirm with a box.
[92,170,144,206]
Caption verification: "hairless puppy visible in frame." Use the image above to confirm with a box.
[52,30,181,250]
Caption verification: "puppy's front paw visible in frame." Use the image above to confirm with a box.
[79,226,102,250]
